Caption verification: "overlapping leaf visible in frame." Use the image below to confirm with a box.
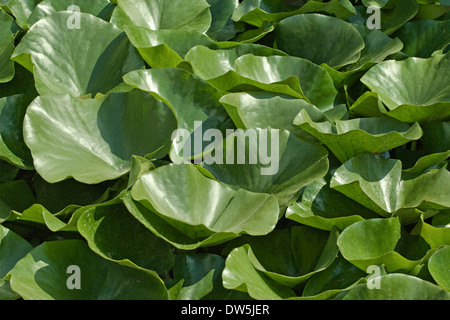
[330,154,450,222]
[276,14,365,68]
[286,178,379,231]
[12,12,145,97]
[294,111,423,163]
[1,0,449,301]
[123,67,235,163]
[23,90,176,184]
[127,163,280,249]
[201,128,329,209]
[0,225,32,300]
[8,240,169,300]
[222,226,339,298]
[361,53,450,123]
[111,0,212,33]
[0,10,15,83]
[232,0,356,27]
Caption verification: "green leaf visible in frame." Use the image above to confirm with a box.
[6,0,39,29]
[26,0,114,27]
[276,14,365,68]
[77,200,174,274]
[232,55,338,110]
[353,0,419,35]
[302,255,367,298]
[222,244,296,300]
[402,151,450,174]
[395,121,450,169]
[294,110,423,163]
[8,239,169,300]
[340,24,404,73]
[0,225,32,300]
[286,178,379,231]
[8,204,80,232]
[0,180,35,222]
[184,44,287,78]
[330,154,450,222]
[129,163,280,249]
[127,155,155,189]
[33,175,116,213]
[123,193,234,251]
[23,90,177,184]
[0,10,14,83]
[393,19,450,58]
[219,92,326,135]
[0,64,38,101]
[201,128,329,209]
[12,12,145,97]
[123,67,235,163]
[206,0,240,41]
[428,246,450,291]
[237,226,339,288]
[0,94,34,169]
[411,215,450,249]
[124,26,215,68]
[338,274,450,300]
[360,53,450,123]
[233,0,356,28]
[349,91,387,118]
[0,160,18,183]
[184,44,310,98]
[111,0,212,33]
[166,253,238,300]
[320,25,403,89]
[416,3,450,20]
[337,217,431,272]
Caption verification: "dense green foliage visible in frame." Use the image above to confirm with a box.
[0,0,449,300]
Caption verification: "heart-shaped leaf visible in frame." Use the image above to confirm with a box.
[184,44,308,98]
[23,90,177,184]
[26,0,114,27]
[286,178,379,231]
[428,246,450,291]
[219,92,326,135]
[8,239,169,300]
[337,217,431,272]
[393,19,450,58]
[360,53,450,123]
[111,0,212,33]
[330,154,450,222]
[77,200,174,274]
[276,14,365,68]
[123,67,235,163]
[12,12,144,97]
[128,163,280,249]
[233,0,356,28]
[201,128,329,209]
[338,273,450,300]
[232,55,338,110]
[124,26,216,68]
[222,244,296,300]
[294,110,423,163]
